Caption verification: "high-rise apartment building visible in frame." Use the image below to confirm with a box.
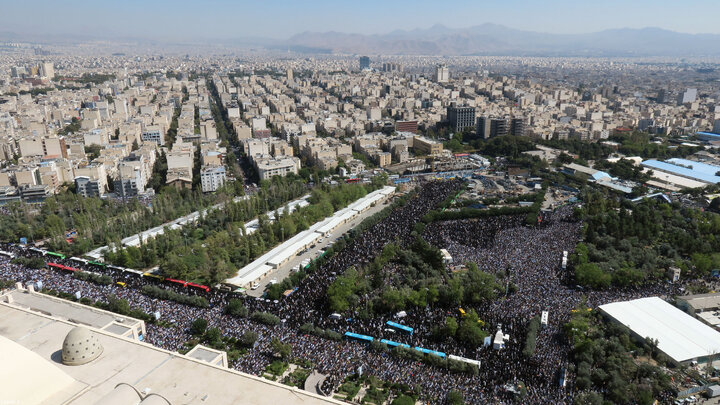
[200,166,226,193]
[435,65,449,83]
[477,117,509,139]
[447,106,475,132]
[141,125,165,146]
[74,176,103,198]
[677,88,697,105]
[40,62,54,79]
[115,155,148,198]
[382,63,402,73]
[510,117,527,137]
[638,119,655,132]
[359,56,370,70]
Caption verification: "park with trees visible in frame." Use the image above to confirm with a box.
[572,188,720,289]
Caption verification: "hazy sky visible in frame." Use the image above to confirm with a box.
[1,0,717,41]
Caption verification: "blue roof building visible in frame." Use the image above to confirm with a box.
[642,159,720,185]
[696,132,720,142]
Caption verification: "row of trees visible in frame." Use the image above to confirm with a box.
[0,184,243,256]
[104,181,377,285]
[422,191,545,226]
[609,131,703,159]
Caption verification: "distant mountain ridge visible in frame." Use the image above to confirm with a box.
[2,24,719,56]
[284,24,720,56]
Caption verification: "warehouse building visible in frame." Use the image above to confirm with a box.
[599,297,720,367]
[641,158,720,189]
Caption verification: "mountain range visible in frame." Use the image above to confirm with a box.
[283,24,720,56]
[3,24,720,57]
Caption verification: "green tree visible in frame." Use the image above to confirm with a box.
[391,395,415,405]
[190,318,208,336]
[327,267,360,312]
[106,295,131,315]
[205,327,221,346]
[238,330,258,347]
[447,390,464,405]
[575,263,611,289]
[224,299,248,317]
[456,310,487,347]
[270,338,292,360]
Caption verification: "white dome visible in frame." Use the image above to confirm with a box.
[62,326,103,366]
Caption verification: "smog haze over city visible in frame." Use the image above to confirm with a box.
[2,1,720,405]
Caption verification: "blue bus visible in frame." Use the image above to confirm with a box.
[414,347,446,358]
[380,339,410,349]
[386,321,413,335]
[344,332,374,343]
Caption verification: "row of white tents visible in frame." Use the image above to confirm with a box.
[225,186,396,289]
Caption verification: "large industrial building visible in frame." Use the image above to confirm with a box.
[641,158,720,190]
[599,297,720,367]
[696,131,720,143]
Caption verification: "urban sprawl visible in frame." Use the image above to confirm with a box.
[2,48,720,405]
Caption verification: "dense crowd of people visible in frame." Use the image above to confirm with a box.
[0,180,681,404]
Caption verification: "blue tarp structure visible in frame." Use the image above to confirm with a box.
[344,332,374,342]
[380,339,410,348]
[386,321,414,335]
[414,347,446,358]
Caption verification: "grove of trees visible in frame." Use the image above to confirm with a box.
[572,189,720,289]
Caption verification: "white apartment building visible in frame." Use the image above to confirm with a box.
[255,156,300,181]
[200,166,226,193]
[141,125,165,146]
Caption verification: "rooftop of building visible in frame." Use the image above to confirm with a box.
[697,131,720,139]
[5,289,144,334]
[642,159,720,184]
[679,292,720,310]
[599,297,720,364]
[0,296,339,405]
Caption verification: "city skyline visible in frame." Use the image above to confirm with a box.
[3,1,720,404]
[1,0,719,42]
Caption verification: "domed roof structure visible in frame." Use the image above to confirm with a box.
[62,326,103,366]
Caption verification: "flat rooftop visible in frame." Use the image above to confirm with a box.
[0,302,339,405]
[642,159,720,185]
[680,292,720,311]
[599,297,720,363]
[6,289,142,331]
